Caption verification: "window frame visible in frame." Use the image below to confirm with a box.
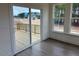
[70,3,79,35]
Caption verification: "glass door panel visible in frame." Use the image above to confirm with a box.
[31,9,41,43]
[13,6,30,53]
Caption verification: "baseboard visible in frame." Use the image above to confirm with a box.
[49,37,79,47]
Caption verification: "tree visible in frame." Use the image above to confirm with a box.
[55,4,66,17]
[17,12,29,18]
[55,4,66,10]
[18,13,25,18]
[73,3,79,10]
[72,3,79,17]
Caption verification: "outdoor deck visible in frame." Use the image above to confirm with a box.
[15,30,40,53]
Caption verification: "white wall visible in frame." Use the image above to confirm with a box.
[49,3,79,46]
[0,3,49,55]
[41,4,49,40]
[0,4,12,56]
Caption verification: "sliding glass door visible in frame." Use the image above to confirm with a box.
[13,6,30,53]
[13,6,41,53]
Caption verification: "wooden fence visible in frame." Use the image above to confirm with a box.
[16,23,40,34]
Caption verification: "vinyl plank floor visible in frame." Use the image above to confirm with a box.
[15,39,79,56]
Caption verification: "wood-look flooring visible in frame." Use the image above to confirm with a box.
[15,39,79,56]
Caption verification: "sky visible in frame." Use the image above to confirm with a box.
[13,6,40,16]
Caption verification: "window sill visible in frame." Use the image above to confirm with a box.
[52,31,79,37]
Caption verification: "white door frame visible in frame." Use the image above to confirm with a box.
[9,4,43,55]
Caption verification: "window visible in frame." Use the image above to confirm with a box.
[71,3,79,34]
[53,4,66,32]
